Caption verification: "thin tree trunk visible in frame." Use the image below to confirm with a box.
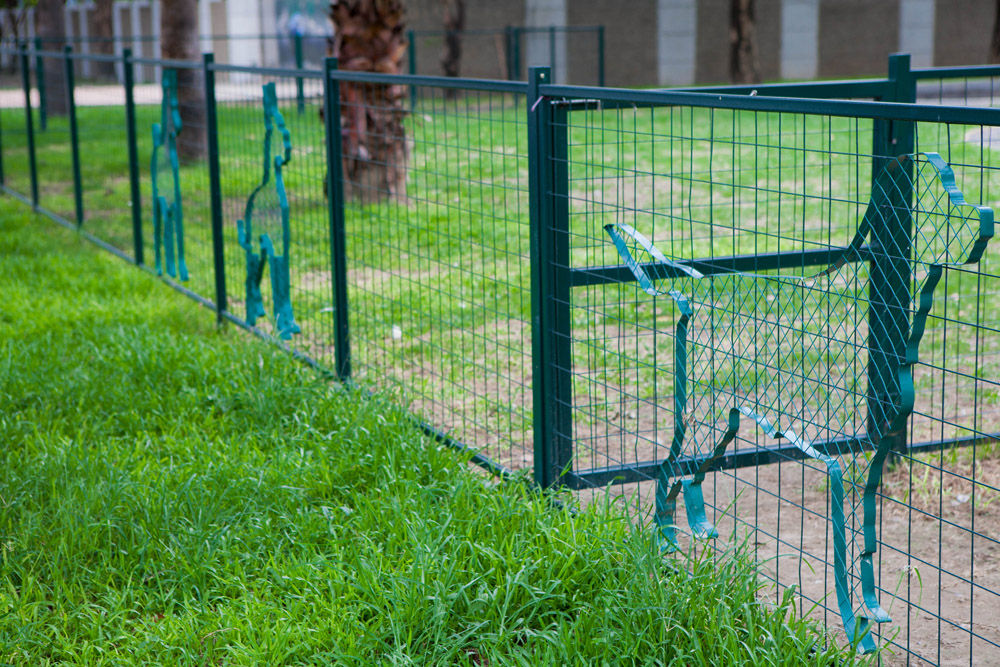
[440,0,464,80]
[161,0,206,162]
[36,0,68,115]
[729,0,760,85]
[329,0,408,203]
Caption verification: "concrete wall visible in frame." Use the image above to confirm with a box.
[818,0,899,78]
[569,0,656,87]
[934,0,992,67]
[405,0,525,80]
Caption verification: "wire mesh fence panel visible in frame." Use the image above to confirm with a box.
[336,75,532,473]
[130,60,215,302]
[69,58,134,255]
[213,66,333,365]
[545,85,1000,663]
[0,49,33,201]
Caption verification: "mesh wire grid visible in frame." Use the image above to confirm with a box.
[0,48,32,201]
[555,95,1000,663]
[213,66,333,366]
[336,78,532,473]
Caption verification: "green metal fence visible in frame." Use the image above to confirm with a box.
[3,42,1000,664]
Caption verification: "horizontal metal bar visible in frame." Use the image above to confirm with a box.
[538,82,1000,125]
[672,79,890,100]
[571,245,873,287]
[329,68,528,94]
[64,52,121,64]
[209,62,324,79]
[565,432,1000,489]
[913,64,1000,80]
[130,56,202,70]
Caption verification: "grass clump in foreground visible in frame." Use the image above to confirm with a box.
[0,203,855,665]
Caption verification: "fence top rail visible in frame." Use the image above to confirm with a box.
[538,82,1000,125]
[671,78,891,99]
[408,24,603,37]
[209,62,324,79]
[330,68,528,94]
[17,33,331,44]
[913,64,1000,80]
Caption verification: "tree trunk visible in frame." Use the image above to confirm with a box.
[329,0,408,203]
[161,0,206,162]
[729,0,760,85]
[36,0,68,116]
[440,0,464,81]
[91,0,116,80]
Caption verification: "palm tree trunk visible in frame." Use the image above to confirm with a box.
[161,0,206,162]
[329,0,408,202]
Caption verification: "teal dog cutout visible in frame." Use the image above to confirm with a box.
[237,82,300,340]
[151,69,188,281]
[605,152,993,653]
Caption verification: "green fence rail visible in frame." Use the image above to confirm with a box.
[3,43,1000,664]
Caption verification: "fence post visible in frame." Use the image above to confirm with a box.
[203,52,227,326]
[64,45,83,227]
[34,36,46,132]
[407,30,417,110]
[548,26,556,82]
[597,26,605,87]
[866,53,916,459]
[528,66,573,489]
[323,57,352,382]
[513,28,521,80]
[20,43,39,209]
[294,33,305,115]
[123,48,144,266]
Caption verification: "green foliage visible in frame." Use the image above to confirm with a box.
[0,202,856,665]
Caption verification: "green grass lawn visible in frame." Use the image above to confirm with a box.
[0,201,855,665]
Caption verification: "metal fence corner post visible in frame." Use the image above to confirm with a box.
[528,66,573,490]
[34,36,46,132]
[20,43,39,209]
[867,53,915,460]
[64,45,83,227]
[597,26,606,87]
[203,52,227,327]
[294,33,305,115]
[123,48,144,266]
[324,57,352,382]
[407,30,417,110]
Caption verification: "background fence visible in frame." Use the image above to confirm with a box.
[2,43,1000,664]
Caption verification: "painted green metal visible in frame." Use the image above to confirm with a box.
[33,37,46,132]
[236,82,300,341]
[597,26,605,87]
[529,66,573,489]
[603,152,994,654]
[511,28,521,81]
[123,48,143,266]
[407,30,417,110]
[20,44,38,209]
[867,54,916,464]
[323,57,351,381]
[294,33,305,115]
[537,82,1000,125]
[150,69,188,281]
[204,53,227,326]
[63,46,83,227]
